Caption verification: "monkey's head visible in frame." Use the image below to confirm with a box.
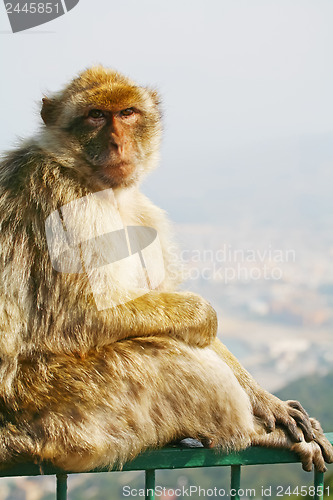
[40,66,162,188]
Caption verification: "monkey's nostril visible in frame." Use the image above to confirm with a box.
[109,136,122,150]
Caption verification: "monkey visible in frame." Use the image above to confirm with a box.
[0,66,331,473]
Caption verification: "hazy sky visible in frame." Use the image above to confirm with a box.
[1,0,333,222]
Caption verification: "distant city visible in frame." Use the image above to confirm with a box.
[175,221,333,392]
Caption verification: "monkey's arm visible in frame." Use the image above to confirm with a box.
[102,291,218,348]
[210,338,315,442]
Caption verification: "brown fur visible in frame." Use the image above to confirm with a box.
[0,66,331,472]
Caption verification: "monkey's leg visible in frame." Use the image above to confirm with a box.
[4,338,255,472]
[209,338,324,445]
[252,418,333,472]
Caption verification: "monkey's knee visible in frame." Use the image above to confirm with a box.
[191,348,255,448]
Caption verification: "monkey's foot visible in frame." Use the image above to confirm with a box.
[252,391,314,442]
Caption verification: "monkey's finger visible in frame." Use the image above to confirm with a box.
[286,400,313,441]
[292,442,326,473]
[315,436,333,464]
[301,459,313,473]
[277,416,303,442]
[286,400,309,418]
[287,401,314,440]
[287,408,314,442]
[309,418,333,463]
[253,406,275,432]
[312,446,327,473]
[297,444,313,472]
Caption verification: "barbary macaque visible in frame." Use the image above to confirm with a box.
[0,66,331,473]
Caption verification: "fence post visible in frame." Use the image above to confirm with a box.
[230,465,241,500]
[314,470,324,500]
[56,473,68,500]
[145,469,156,500]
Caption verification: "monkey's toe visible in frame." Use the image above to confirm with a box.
[310,418,333,463]
[292,441,327,473]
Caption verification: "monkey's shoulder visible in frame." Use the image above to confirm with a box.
[0,142,88,216]
[0,142,45,185]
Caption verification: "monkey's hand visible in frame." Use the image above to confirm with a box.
[242,387,333,470]
[113,292,218,348]
[164,292,218,348]
[251,390,316,443]
[209,340,319,443]
[253,418,333,472]
[234,372,333,465]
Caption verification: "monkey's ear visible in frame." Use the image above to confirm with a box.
[148,89,161,107]
[41,97,58,126]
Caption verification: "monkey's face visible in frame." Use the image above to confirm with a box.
[40,67,162,188]
[66,102,158,187]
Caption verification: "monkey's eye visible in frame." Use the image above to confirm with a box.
[88,109,105,119]
[120,108,135,117]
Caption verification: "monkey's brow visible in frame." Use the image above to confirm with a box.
[76,86,144,107]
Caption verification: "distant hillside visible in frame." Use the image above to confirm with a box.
[275,371,333,431]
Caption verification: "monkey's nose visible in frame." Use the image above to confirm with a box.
[109,134,121,148]
[110,135,125,155]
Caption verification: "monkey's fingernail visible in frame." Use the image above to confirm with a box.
[312,432,316,439]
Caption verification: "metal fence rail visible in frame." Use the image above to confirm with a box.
[1,432,332,500]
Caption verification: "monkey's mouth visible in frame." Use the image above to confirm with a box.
[102,161,136,180]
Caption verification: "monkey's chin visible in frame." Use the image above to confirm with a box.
[100,162,137,187]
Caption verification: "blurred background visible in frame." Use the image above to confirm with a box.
[0,0,332,498]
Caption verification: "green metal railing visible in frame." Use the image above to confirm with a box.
[1,432,332,500]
